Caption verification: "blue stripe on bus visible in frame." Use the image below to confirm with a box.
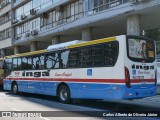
[3,80,156,100]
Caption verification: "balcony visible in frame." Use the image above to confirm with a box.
[13,0,132,44]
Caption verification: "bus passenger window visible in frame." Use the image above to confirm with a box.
[13,58,18,70]
[17,58,22,70]
[33,56,40,69]
[60,50,69,68]
[46,54,53,69]
[28,57,32,69]
[67,49,78,68]
[4,58,12,76]
[45,52,59,69]
[39,55,45,69]
[79,47,91,67]
[104,41,119,66]
[53,53,59,69]
[90,45,103,66]
[22,57,28,70]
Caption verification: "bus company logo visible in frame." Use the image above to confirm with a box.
[132,64,154,70]
[14,71,20,76]
[22,70,50,77]
[55,72,72,77]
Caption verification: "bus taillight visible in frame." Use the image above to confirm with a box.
[125,67,131,88]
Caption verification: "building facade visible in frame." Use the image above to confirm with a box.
[0,0,160,56]
[0,0,12,57]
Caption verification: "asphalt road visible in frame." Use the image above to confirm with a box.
[0,88,159,120]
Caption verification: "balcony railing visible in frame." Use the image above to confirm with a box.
[13,0,130,42]
[0,0,11,10]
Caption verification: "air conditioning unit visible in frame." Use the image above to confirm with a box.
[12,19,18,24]
[25,33,30,37]
[41,12,48,18]
[21,15,27,20]
[56,6,63,12]
[30,9,37,15]
[31,30,38,36]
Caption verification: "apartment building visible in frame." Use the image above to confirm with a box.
[0,0,160,56]
[0,0,12,57]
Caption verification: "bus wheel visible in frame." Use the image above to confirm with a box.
[12,82,18,94]
[58,85,71,104]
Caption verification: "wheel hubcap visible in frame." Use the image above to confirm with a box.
[60,89,68,101]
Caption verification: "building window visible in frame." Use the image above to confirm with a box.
[0,11,11,25]
[92,0,129,13]
[14,0,61,20]
[0,0,11,9]
[142,28,160,56]
[0,28,11,41]
[14,18,40,39]
[40,0,84,31]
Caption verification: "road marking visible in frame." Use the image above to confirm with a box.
[39,117,50,120]
[11,108,21,111]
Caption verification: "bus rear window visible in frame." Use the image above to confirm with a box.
[127,36,155,62]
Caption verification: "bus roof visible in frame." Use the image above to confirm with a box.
[47,40,84,52]
[67,37,116,49]
[5,36,116,58]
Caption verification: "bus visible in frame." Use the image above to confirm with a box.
[156,55,160,85]
[3,35,157,103]
[0,58,4,87]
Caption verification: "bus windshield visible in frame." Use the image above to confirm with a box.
[127,36,155,62]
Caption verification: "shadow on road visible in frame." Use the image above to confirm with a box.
[0,86,4,91]
[4,91,160,112]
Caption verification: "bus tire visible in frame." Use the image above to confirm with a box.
[12,82,18,94]
[58,85,71,104]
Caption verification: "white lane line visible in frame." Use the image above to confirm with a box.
[39,117,51,120]
[11,108,21,111]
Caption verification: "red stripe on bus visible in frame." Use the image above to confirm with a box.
[130,79,155,83]
[4,78,156,83]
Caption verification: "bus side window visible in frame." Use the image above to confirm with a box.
[22,57,28,70]
[104,41,119,66]
[79,47,91,67]
[4,58,12,76]
[60,50,69,68]
[33,56,40,69]
[53,52,59,69]
[79,45,103,67]
[45,52,59,69]
[17,57,22,70]
[67,49,78,68]
[13,58,18,70]
[46,53,53,69]
[28,57,32,69]
[90,45,103,66]
[39,55,45,69]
